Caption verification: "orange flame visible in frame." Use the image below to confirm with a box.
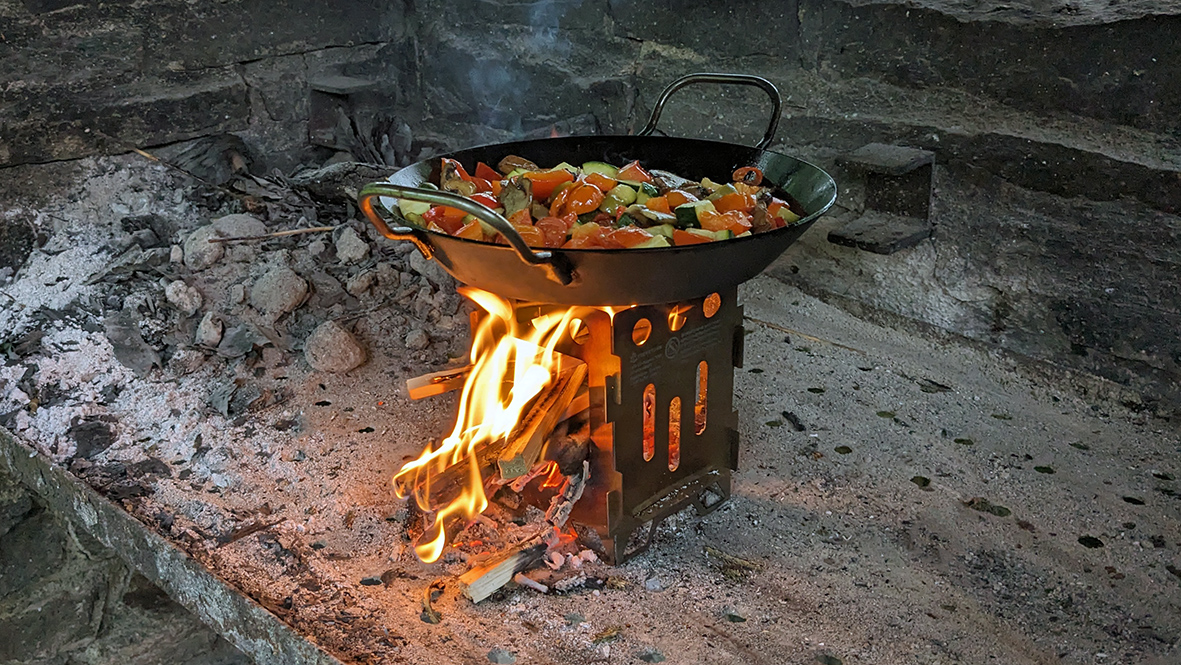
[393,287,581,562]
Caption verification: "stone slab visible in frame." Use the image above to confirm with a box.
[827,211,933,254]
[0,427,343,665]
[840,143,934,176]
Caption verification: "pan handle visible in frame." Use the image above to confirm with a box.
[357,183,575,286]
[638,73,782,150]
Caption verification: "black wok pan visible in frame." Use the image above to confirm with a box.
[358,73,836,306]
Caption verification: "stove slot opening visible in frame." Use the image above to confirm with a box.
[643,383,656,461]
[632,318,652,345]
[695,361,708,435]
[669,396,682,471]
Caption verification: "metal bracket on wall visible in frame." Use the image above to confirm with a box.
[828,143,936,255]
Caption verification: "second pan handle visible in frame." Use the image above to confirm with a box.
[638,73,782,150]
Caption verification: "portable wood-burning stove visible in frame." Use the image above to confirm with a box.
[505,288,743,564]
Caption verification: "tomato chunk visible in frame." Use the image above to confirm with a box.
[672,229,713,245]
[617,160,653,183]
[607,225,654,248]
[524,169,575,200]
[469,192,502,210]
[422,205,467,234]
[475,162,500,182]
[563,183,605,215]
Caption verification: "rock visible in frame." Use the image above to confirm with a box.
[304,320,367,373]
[636,648,665,663]
[486,648,516,664]
[165,280,203,316]
[212,214,268,261]
[182,225,224,270]
[130,228,161,248]
[194,312,224,347]
[408,250,451,287]
[345,270,376,297]
[228,283,246,305]
[359,576,382,586]
[643,576,663,591]
[404,328,430,351]
[169,245,184,263]
[212,213,266,238]
[250,265,307,317]
[335,227,370,263]
[307,239,327,257]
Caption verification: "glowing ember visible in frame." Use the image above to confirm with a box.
[392,287,583,562]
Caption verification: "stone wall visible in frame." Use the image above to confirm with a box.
[2,0,1179,415]
[0,469,249,664]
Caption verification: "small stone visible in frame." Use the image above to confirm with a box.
[307,239,327,257]
[643,576,663,591]
[165,280,203,316]
[130,228,161,248]
[212,213,266,238]
[408,250,451,287]
[335,227,370,263]
[375,262,401,289]
[182,225,224,270]
[194,312,224,347]
[359,576,382,586]
[250,265,307,317]
[170,245,185,264]
[346,270,377,297]
[304,320,367,373]
[228,283,246,305]
[486,648,515,664]
[404,328,430,351]
[636,648,665,663]
[722,606,746,622]
[212,214,268,261]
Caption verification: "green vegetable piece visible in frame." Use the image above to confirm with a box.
[706,183,738,201]
[398,198,432,217]
[647,224,676,238]
[580,161,619,177]
[673,200,716,228]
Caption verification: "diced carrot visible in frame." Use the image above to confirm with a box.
[455,221,483,240]
[524,169,575,200]
[665,189,699,208]
[584,172,617,192]
[607,225,654,248]
[673,229,712,245]
[713,192,756,213]
[645,196,670,214]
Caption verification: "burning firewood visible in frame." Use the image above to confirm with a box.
[405,365,471,400]
[497,360,587,479]
[457,538,547,603]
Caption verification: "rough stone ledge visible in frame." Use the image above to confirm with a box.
[0,426,343,665]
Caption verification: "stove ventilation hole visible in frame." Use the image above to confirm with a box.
[570,318,590,344]
[632,318,652,346]
[695,361,708,435]
[643,383,656,461]
[703,292,721,318]
[668,304,690,331]
[669,396,682,471]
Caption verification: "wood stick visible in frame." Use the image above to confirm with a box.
[406,365,472,400]
[458,540,546,603]
[497,362,587,479]
[561,385,589,421]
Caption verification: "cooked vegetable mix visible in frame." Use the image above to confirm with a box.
[389,156,804,249]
